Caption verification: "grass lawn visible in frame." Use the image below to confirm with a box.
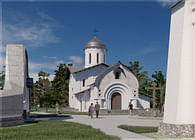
[30,113,70,118]
[0,121,119,140]
[118,125,158,133]
[59,111,88,115]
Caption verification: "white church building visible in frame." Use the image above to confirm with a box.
[68,34,150,112]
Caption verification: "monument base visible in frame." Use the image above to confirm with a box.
[159,122,195,137]
[0,116,24,127]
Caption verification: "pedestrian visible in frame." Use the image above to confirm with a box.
[89,103,94,119]
[94,102,100,118]
[37,104,40,111]
[128,102,133,115]
[56,101,59,114]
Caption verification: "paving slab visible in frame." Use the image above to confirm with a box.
[65,115,162,140]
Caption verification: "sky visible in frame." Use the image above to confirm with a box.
[0,0,178,81]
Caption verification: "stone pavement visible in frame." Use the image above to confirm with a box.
[65,115,162,140]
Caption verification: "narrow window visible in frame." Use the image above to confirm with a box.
[97,53,99,64]
[83,79,85,87]
[89,53,91,64]
[115,72,120,79]
[104,54,105,63]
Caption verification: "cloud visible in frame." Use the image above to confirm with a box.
[43,56,58,59]
[55,60,64,65]
[135,47,158,57]
[0,45,6,53]
[37,11,54,21]
[69,56,83,65]
[156,0,178,7]
[29,61,58,72]
[29,60,65,82]
[30,73,55,82]
[3,23,59,47]
[2,10,60,47]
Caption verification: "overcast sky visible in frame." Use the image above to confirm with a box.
[0,0,178,81]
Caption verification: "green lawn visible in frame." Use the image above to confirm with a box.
[0,121,119,140]
[59,111,88,115]
[30,113,70,118]
[118,125,158,133]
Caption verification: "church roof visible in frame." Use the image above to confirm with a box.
[94,61,139,88]
[84,35,107,51]
[169,0,184,10]
[68,66,84,73]
[68,63,109,74]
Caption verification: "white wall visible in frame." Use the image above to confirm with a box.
[69,65,107,111]
[85,48,106,68]
[164,0,195,124]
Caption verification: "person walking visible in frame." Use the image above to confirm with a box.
[94,102,100,118]
[89,103,94,119]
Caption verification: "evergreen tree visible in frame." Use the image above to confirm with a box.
[52,64,70,107]
[127,61,151,92]
[152,71,166,111]
[0,66,5,90]
[35,71,51,111]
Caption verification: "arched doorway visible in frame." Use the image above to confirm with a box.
[111,92,121,110]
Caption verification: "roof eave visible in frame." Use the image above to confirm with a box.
[168,0,184,11]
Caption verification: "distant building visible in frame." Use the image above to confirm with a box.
[68,34,150,112]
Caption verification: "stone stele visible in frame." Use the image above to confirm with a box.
[0,44,33,127]
[159,0,195,137]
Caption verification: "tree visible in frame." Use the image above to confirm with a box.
[152,71,166,112]
[36,71,51,111]
[52,64,70,107]
[0,66,5,90]
[127,61,151,92]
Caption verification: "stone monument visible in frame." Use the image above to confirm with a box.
[0,44,33,127]
[159,0,195,137]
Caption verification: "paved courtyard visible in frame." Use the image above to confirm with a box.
[65,115,162,140]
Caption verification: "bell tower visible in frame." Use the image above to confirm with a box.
[84,29,107,68]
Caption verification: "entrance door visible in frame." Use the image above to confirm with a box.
[111,92,121,110]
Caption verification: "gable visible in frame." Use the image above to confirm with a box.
[95,61,139,90]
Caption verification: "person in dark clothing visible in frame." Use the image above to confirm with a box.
[94,102,100,118]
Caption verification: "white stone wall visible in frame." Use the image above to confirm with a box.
[164,0,195,124]
[85,48,106,68]
[137,94,150,109]
[69,65,107,111]
[97,64,140,110]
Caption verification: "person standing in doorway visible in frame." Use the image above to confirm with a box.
[89,103,94,119]
[128,102,133,115]
[95,102,100,118]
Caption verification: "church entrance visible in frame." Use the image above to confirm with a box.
[111,92,121,110]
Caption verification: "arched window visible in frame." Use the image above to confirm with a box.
[89,53,91,64]
[97,53,99,64]
[115,72,120,79]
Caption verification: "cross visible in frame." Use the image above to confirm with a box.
[93,28,99,37]
[146,82,162,109]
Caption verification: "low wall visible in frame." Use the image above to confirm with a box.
[131,109,163,117]
[159,122,195,137]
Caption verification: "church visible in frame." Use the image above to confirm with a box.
[68,34,150,112]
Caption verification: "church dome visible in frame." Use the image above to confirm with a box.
[85,36,107,51]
